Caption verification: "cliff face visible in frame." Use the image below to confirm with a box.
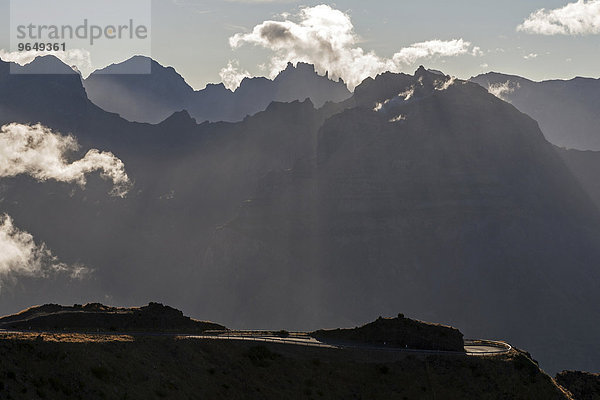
[312,314,464,351]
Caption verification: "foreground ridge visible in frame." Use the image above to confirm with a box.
[0,304,570,400]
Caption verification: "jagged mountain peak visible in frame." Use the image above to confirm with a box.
[348,67,469,112]
[83,57,350,123]
[414,65,428,77]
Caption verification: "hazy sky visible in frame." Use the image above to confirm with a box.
[1,0,599,89]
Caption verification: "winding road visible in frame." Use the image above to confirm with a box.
[184,331,512,356]
[0,328,512,356]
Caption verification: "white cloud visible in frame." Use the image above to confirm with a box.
[0,214,88,290]
[472,46,484,57]
[0,123,131,197]
[517,0,600,35]
[392,39,474,65]
[0,49,93,76]
[226,5,479,90]
[488,81,520,101]
[0,123,130,288]
[219,60,251,91]
[399,86,416,101]
[389,115,406,123]
[434,76,456,91]
[524,53,538,60]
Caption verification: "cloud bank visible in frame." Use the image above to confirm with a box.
[227,5,479,90]
[0,214,87,289]
[0,123,131,288]
[518,0,600,35]
[0,123,131,197]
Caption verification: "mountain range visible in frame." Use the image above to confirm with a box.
[0,56,600,375]
[470,72,600,151]
[83,56,351,124]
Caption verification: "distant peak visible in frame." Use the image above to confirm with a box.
[282,61,315,72]
[414,65,428,77]
[276,62,319,80]
[89,55,157,75]
[159,109,197,126]
[19,55,77,74]
[127,54,154,62]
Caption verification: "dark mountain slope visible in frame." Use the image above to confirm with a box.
[0,57,331,328]
[556,148,600,209]
[0,56,90,125]
[470,72,600,150]
[204,69,600,374]
[2,59,600,375]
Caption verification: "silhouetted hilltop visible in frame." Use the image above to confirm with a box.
[0,302,225,333]
[471,72,600,150]
[312,314,464,351]
[84,57,351,123]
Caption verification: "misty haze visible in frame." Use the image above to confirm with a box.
[1,1,600,399]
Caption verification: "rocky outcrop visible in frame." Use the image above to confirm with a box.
[0,303,225,333]
[312,314,464,351]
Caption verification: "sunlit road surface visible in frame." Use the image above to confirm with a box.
[0,328,511,355]
[185,332,512,356]
[464,343,512,354]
